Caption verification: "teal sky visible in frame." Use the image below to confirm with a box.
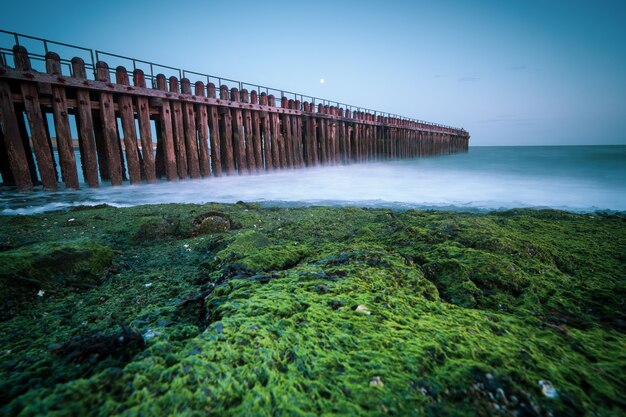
[1,0,625,146]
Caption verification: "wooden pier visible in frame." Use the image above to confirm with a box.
[0,34,469,191]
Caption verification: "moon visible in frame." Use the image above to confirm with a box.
[320,78,325,84]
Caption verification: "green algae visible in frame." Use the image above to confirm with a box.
[0,204,624,416]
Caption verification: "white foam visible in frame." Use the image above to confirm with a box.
[2,147,625,215]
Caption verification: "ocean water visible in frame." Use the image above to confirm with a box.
[1,145,625,215]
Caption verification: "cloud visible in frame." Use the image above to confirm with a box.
[458,76,479,82]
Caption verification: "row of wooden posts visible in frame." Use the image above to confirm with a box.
[0,45,470,191]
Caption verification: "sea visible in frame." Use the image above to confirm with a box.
[1,145,625,215]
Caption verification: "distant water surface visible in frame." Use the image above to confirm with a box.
[2,146,625,214]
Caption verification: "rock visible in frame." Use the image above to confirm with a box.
[355,305,371,315]
[0,233,13,251]
[194,212,232,234]
[369,376,384,388]
[317,284,330,293]
[0,240,113,303]
[133,216,181,242]
[495,387,509,405]
[48,325,144,364]
[538,380,558,398]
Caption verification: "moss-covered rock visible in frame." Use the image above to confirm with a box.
[0,240,112,304]
[0,204,624,416]
[132,216,183,242]
[193,211,233,234]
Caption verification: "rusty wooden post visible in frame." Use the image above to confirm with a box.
[288,99,298,167]
[91,107,109,181]
[328,106,339,165]
[310,104,319,165]
[115,66,142,185]
[239,89,255,173]
[155,73,177,181]
[132,69,156,183]
[294,100,304,167]
[0,127,15,185]
[239,89,254,172]
[206,83,221,176]
[14,47,57,189]
[70,57,100,187]
[317,104,327,164]
[250,90,263,171]
[344,109,352,163]
[10,47,39,183]
[46,52,79,189]
[168,76,188,179]
[280,97,293,168]
[324,106,333,164]
[180,78,201,179]
[324,106,331,164]
[268,95,282,168]
[351,114,359,163]
[302,102,311,166]
[218,84,235,175]
[0,78,31,189]
[13,111,37,184]
[259,93,273,171]
[193,81,211,177]
[95,61,124,185]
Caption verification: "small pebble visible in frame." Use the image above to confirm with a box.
[143,329,158,339]
[369,376,384,387]
[356,305,371,315]
[539,380,558,398]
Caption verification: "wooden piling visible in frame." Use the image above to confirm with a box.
[0,127,15,185]
[14,47,57,189]
[193,81,211,178]
[218,85,235,175]
[95,61,124,185]
[155,73,177,181]
[70,57,99,188]
[132,69,156,183]
[250,90,263,171]
[280,97,293,168]
[46,52,79,189]
[294,100,304,167]
[115,66,142,185]
[180,78,201,179]
[259,93,273,171]
[317,104,327,164]
[240,90,256,172]
[230,88,247,174]
[169,76,188,179]
[0,79,31,190]
[268,95,282,169]
[15,105,38,184]
[206,83,222,176]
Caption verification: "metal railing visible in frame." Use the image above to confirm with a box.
[0,29,466,132]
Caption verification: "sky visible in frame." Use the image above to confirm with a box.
[1,0,625,146]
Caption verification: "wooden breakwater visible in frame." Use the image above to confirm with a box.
[0,40,469,192]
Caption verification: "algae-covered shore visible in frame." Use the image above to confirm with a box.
[0,203,624,416]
